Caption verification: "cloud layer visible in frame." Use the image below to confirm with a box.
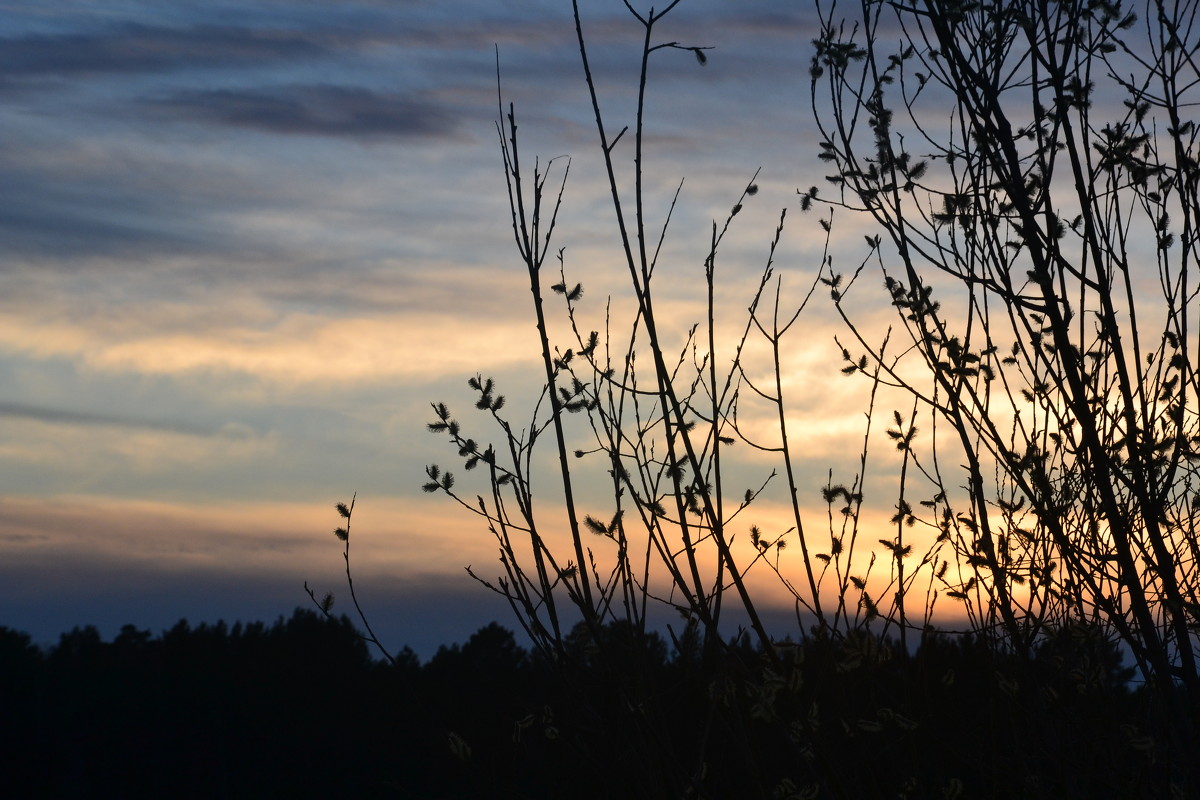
[0,0,893,647]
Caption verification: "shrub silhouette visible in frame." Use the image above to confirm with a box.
[306,0,1200,796]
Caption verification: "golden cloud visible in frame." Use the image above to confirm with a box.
[0,310,536,385]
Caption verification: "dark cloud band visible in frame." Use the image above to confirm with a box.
[148,84,458,140]
[0,401,230,438]
[0,23,328,79]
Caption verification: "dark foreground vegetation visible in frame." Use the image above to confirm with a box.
[1,608,1194,799]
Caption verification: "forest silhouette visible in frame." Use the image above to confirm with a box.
[1,608,1189,798]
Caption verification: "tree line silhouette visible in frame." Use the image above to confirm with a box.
[1,607,1191,798]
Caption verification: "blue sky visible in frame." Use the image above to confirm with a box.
[0,0,902,656]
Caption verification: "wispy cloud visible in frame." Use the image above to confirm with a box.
[0,23,329,81]
[0,400,219,437]
[148,84,461,140]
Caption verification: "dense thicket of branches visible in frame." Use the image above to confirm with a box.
[2,610,1173,799]
[810,0,1200,695]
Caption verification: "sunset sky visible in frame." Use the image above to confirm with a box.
[0,0,915,656]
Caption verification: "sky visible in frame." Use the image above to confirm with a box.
[0,0,927,658]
